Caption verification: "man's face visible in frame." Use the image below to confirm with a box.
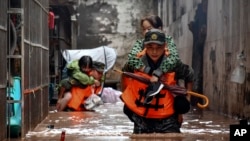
[145,43,165,63]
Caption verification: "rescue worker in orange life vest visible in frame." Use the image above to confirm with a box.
[56,56,101,111]
[121,29,192,134]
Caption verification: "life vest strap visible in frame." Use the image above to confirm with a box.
[135,99,164,108]
[136,90,166,117]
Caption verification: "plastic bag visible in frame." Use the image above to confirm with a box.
[84,93,103,110]
[230,52,246,84]
[101,87,122,103]
[230,65,245,84]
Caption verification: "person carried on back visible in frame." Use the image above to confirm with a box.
[122,15,194,128]
[121,29,193,134]
[56,56,102,111]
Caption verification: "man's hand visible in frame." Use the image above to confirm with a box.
[150,75,159,82]
[56,99,62,111]
[139,66,145,72]
[94,80,101,87]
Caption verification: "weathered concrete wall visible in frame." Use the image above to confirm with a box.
[204,0,250,118]
[162,0,201,65]
[74,0,250,118]
[160,0,205,105]
[165,0,250,118]
[77,0,158,80]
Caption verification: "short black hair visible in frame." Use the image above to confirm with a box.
[93,61,105,72]
[78,55,93,69]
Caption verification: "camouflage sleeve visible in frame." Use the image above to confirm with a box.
[127,39,145,69]
[66,60,95,85]
[100,75,105,82]
[72,71,95,85]
[160,36,180,72]
[174,60,194,83]
[59,78,72,91]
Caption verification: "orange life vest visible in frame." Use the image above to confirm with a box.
[120,74,133,91]
[67,86,102,111]
[121,71,176,118]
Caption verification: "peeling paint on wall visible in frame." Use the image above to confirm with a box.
[75,0,157,80]
[209,48,216,74]
[77,1,118,48]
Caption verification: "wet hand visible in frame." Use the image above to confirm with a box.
[139,66,145,72]
[94,80,101,87]
[56,99,61,111]
[150,75,159,82]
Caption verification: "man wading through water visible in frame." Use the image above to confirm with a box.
[121,29,193,133]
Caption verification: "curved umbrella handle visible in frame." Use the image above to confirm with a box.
[187,91,209,108]
[113,69,210,108]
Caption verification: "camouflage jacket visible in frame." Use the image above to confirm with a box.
[66,60,95,85]
[127,35,180,73]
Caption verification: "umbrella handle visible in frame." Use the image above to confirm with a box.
[113,69,209,108]
[187,91,209,108]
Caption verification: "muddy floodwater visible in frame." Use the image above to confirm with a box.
[21,102,238,141]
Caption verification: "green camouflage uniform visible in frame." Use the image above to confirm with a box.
[59,60,106,91]
[59,60,95,91]
[123,35,194,134]
[127,36,180,73]
[124,36,194,83]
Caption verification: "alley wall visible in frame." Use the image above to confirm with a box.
[76,0,158,80]
[165,0,250,118]
[203,0,250,118]
[0,0,8,140]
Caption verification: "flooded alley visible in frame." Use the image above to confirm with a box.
[1,1,250,141]
[23,102,238,141]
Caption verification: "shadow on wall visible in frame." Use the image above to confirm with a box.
[188,0,207,106]
[77,1,119,49]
